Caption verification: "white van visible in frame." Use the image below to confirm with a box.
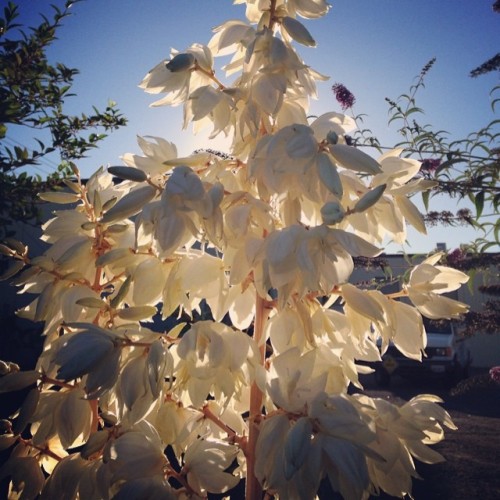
[374,318,471,387]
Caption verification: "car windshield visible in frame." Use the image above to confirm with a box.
[423,318,453,334]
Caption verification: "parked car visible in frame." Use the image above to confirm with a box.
[374,318,471,387]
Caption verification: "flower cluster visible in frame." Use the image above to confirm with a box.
[0,1,470,499]
[332,82,356,110]
[490,366,500,384]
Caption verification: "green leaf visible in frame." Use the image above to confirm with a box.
[405,106,423,116]
[474,191,485,218]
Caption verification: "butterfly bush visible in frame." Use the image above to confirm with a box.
[0,1,470,498]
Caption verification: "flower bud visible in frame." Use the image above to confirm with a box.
[0,419,11,433]
[62,178,82,194]
[281,16,316,47]
[326,130,339,145]
[81,221,98,231]
[353,184,387,213]
[96,248,134,268]
[102,196,118,212]
[106,223,129,234]
[3,238,26,255]
[108,166,148,183]
[0,361,10,375]
[166,52,196,72]
[117,305,157,321]
[76,297,108,309]
[321,201,345,225]
[101,412,118,426]
[7,362,20,373]
[0,370,40,393]
[38,191,80,204]
[101,185,157,224]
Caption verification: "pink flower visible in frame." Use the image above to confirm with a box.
[489,366,500,384]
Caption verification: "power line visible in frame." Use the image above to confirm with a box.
[2,136,61,176]
[3,135,61,170]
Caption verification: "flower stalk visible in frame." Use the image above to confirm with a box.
[246,292,268,500]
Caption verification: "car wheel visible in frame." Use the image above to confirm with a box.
[374,366,391,387]
[445,361,462,388]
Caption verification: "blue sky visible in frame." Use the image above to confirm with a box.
[10,0,499,253]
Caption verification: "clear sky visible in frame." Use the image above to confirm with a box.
[10,0,500,253]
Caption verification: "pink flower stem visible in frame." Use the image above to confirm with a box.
[246,292,268,500]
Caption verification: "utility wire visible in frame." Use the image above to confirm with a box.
[2,136,61,176]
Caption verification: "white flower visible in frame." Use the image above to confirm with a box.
[310,112,356,142]
[287,0,331,19]
[121,135,178,178]
[183,439,240,495]
[406,254,469,319]
[174,321,256,407]
[139,44,214,108]
[267,347,327,412]
[104,430,166,482]
[353,393,456,498]
[53,327,118,381]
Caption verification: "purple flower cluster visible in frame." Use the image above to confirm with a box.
[490,366,500,384]
[420,158,441,173]
[332,83,356,110]
[446,248,467,267]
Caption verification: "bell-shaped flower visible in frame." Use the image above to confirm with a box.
[353,392,455,498]
[267,347,328,413]
[185,85,234,138]
[153,400,195,447]
[255,224,380,307]
[118,352,156,426]
[174,321,257,407]
[41,210,89,244]
[104,429,166,483]
[0,456,45,500]
[287,0,331,19]
[174,252,228,318]
[310,112,356,143]
[113,477,177,500]
[183,438,240,495]
[54,388,93,449]
[121,135,178,178]
[405,253,469,319]
[39,453,91,499]
[53,326,119,381]
[209,19,255,58]
[139,44,214,108]
[256,412,325,500]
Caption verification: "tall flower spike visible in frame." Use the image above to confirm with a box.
[0,1,467,499]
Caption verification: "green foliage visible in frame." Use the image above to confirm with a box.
[0,1,127,236]
[351,59,499,254]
